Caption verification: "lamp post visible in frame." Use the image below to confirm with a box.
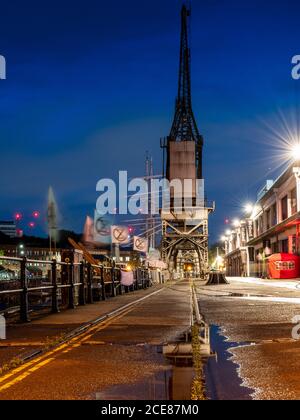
[16,243,25,257]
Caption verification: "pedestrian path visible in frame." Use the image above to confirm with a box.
[228,277,300,291]
[0,285,164,367]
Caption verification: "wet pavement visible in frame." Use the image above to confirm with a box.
[2,277,300,400]
[0,286,165,367]
[198,278,300,400]
[0,281,193,400]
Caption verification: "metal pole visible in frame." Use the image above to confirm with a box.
[68,262,75,309]
[87,263,93,304]
[111,263,116,298]
[51,259,60,313]
[79,262,86,306]
[101,267,106,301]
[20,257,30,322]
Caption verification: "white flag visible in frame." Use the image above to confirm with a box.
[111,226,130,245]
[133,236,148,253]
[121,269,134,286]
[94,211,111,245]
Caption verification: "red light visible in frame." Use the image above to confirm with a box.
[33,211,40,218]
[128,226,134,234]
[16,229,23,238]
[225,219,230,225]
[29,222,35,228]
[15,213,22,221]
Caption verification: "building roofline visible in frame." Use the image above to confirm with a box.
[255,163,295,205]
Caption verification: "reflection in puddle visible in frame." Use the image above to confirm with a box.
[204,326,254,400]
[96,324,255,401]
[97,322,213,401]
[96,365,195,401]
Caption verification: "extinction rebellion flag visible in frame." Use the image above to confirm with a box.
[133,236,148,253]
[111,226,130,245]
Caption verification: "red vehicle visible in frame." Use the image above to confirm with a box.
[268,253,300,280]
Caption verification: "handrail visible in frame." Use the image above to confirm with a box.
[0,256,152,322]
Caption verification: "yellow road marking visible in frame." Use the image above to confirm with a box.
[0,359,55,392]
[0,295,156,392]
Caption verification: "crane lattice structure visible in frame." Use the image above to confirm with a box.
[161,5,214,278]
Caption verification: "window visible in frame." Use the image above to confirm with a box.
[281,196,288,221]
[281,239,289,253]
[248,247,255,262]
[255,220,259,236]
[291,188,297,215]
[266,209,271,230]
[259,216,263,233]
[272,203,277,226]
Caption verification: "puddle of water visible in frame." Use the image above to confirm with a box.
[204,325,254,400]
[96,364,195,401]
[228,293,268,298]
[96,325,255,401]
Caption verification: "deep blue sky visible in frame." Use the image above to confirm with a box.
[0,0,300,241]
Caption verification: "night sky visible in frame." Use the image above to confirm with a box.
[1,0,300,241]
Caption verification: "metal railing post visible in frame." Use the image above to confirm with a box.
[51,259,60,313]
[101,267,106,301]
[111,263,116,298]
[79,262,86,306]
[87,263,93,304]
[20,257,30,322]
[68,262,76,309]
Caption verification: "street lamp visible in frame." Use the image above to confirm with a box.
[233,219,240,228]
[291,143,300,162]
[244,203,254,216]
[16,243,25,257]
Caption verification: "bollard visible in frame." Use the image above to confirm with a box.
[20,257,30,323]
[79,262,86,306]
[87,263,93,304]
[68,262,76,309]
[51,259,60,314]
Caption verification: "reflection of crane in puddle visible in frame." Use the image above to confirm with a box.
[162,319,215,400]
[163,283,215,363]
[163,320,215,363]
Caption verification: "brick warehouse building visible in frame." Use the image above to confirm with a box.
[225,162,300,277]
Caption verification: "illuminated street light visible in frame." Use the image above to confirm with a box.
[16,243,25,257]
[233,219,240,228]
[220,236,226,242]
[225,230,231,236]
[291,143,300,161]
[126,264,132,272]
[244,203,254,215]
